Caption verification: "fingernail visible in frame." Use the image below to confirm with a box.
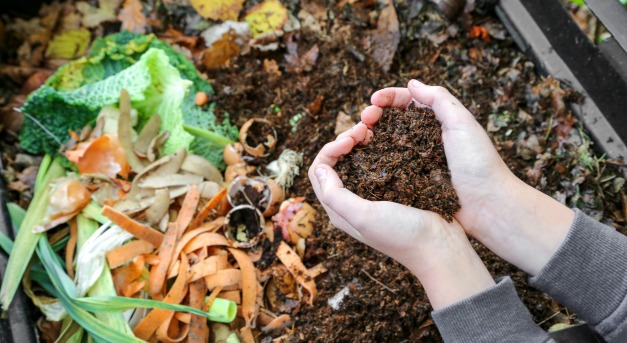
[410,79,423,88]
[315,167,326,185]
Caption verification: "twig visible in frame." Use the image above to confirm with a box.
[601,159,627,167]
[537,311,561,326]
[360,269,397,293]
[14,107,64,146]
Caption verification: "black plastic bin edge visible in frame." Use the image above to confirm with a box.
[0,176,39,343]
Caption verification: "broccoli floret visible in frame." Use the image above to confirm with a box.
[19,87,98,155]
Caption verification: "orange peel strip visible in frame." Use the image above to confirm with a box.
[148,223,178,296]
[240,327,255,343]
[204,269,242,290]
[134,254,190,340]
[174,184,200,239]
[112,255,145,296]
[167,218,224,276]
[122,280,146,298]
[308,263,328,279]
[218,290,241,304]
[203,285,224,312]
[65,220,78,280]
[157,312,189,343]
[261,314,291,333]
[189,188,226,230]
[228,248,257,328]
[106,239,155,269]
[102,206,164,247]
[175,312,192,324]
[189,248,209,343]
[183,232,228,254]
[188,255,223,282]
[276,241,317,305]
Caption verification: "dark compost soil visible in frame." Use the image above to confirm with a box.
[1,1,626,342]
[335,106,460,222]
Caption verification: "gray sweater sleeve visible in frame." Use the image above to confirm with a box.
[431,277,553,343]
[529,209,627,342]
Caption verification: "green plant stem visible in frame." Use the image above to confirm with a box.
[81,202,108,225]
[0,156,66,310]
[206,297,238,323]
[183,124,234,148]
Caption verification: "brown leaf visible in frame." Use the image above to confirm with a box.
[201,31,241,69]
[284,35,319,73]
[22,70,54,95]
[159,28,199,49]
[363,0,399,72]
[118,0,148,34]
[334,111,356,135]
[0,95,25,134]
[263,59,281,77]
[306,94,324,116]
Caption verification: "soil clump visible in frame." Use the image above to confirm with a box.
[335,106,460,221]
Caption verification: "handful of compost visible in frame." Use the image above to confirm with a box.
[335,105,460,222]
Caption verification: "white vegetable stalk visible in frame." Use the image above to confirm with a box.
[74,221,133,296]
[266,149,303,188]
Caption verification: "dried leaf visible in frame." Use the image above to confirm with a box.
[284,35,319,74]
[469,26,490,42]
[159,28,199,49]
[245,0,288,37]
[202,31,242,69]
[76,0,122,27]
[334,111,357,135]
[118,0,148,34]
[363,0,399,72]
[191,0,245,21]
[45,28,91,59]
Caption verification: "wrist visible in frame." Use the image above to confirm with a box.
[406,221,496,310]
[469,177,575,275]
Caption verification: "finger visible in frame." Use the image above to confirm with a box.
[320,203,365,243]
[336,122,369,144]
[361,105,383,127]
[310,136,355,169]
[371,88,413,108]
[313,165,372,232]
[364,129,373,144]
[407,79,475,129]
[307,165,366,243]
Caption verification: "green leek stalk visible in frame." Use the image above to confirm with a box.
[77,214,134,336]
[0,155,66,309]
[76,296,237,323]
[36,238,142,343]
[183,124,235,148]
[57,317,84,343]
[81,202,108,225]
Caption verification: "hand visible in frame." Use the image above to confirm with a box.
[308,123,495,310]
[363,80,575,276]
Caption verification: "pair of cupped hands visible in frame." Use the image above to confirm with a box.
[308,80,575,309]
